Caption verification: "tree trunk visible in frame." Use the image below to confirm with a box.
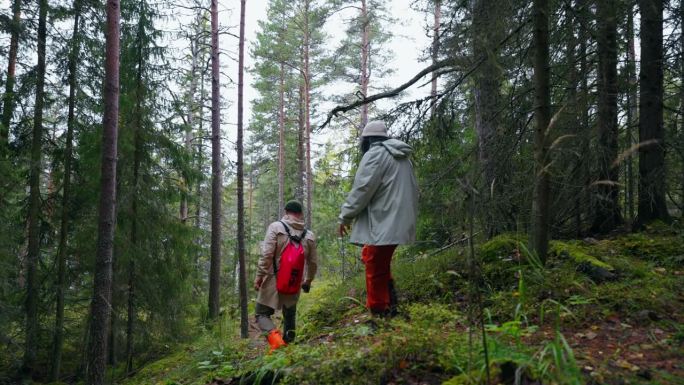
[296,77,305,203]
[626,6,637,223]
[125,257,134,371]
[473,0,504,238]
[303,0,312,228]
[196,32,207,231]
[0,0,21,150]
[125,203,136,372]
[430,0,441,116]
[86,0,120,383]
[126,20,145,371]
[23,0,47,375]
[51,0,81,380]
[108,284,117,366]
[237,0,249,339]
[679,0,684,211]
[530,0,551,262]
[181,37,199,224]
[278,63,285,214]
[592,0,622,233]
[208,0,222,319]
[562,0,581,237]
[360,0,370,129]
[576,0,591,238]
[637,0,670,225]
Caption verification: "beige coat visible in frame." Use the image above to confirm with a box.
[256,214,318,310]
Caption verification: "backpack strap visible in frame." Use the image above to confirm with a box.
[279,221,307,244]
[274,221,308,274]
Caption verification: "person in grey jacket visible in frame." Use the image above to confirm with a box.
[338,120,419,316]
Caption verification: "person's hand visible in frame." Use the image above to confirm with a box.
[254,276,264,291]
[339,223,350,237]
[301,280,312,293]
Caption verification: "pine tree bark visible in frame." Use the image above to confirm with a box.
[108,274,117,366]
[626,6,637,223]
[51,1,81,379]
[592,0,622,233]
[296,77,305,203]
[637,0,670,225]
[0,0,21,151]
[430,0,441,116]
[87,0,120,383]
[208,0,222,319]
[303,0,312,227]
[530,0,551,262]
[278,63,285,214]
[23,0,48,375]
[359,0,370,129]
[237,0,249,338]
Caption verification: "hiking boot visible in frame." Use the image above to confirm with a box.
[388,279,398,317]
[266,329,287,353]
[284,330,296,344]
[370,308,391,319]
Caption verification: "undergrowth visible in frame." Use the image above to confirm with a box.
[117,225,683,385]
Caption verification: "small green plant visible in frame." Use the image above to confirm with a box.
[536,332,582,385]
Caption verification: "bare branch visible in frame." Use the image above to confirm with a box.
[319,58,457,130]
[319,17,531,130]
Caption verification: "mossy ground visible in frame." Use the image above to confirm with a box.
[118,225,684,385]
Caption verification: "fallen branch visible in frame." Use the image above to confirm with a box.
[420,231,482,260]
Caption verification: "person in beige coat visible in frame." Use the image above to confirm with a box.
[254,200,317,351]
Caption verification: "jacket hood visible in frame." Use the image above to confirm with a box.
[379,138,413,159]
[281,214,305,230]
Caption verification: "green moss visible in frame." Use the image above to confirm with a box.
[119,350,199,385]
[393,251,463,304]
[549,241,613,270]
[441,370,496,385]
[642,220,680,235]
[406,303,460,328]
[118,330,250,385]
[611,232,684,265]
[479,233,527,262]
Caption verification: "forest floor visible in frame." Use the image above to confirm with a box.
[119,222,684,385]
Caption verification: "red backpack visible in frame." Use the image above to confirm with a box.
[274,221,307,295]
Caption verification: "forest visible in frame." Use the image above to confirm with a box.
[0,0,682,384]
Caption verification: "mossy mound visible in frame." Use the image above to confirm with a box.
[479,233,527,263]
[549,240,614,270]
[239,303,472,385]
[613,232,684,266]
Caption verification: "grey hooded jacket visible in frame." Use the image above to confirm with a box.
[339,138,419,246]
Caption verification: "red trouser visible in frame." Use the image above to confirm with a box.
[361,244,397,312]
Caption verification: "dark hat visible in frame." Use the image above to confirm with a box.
[284,200,303,213]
